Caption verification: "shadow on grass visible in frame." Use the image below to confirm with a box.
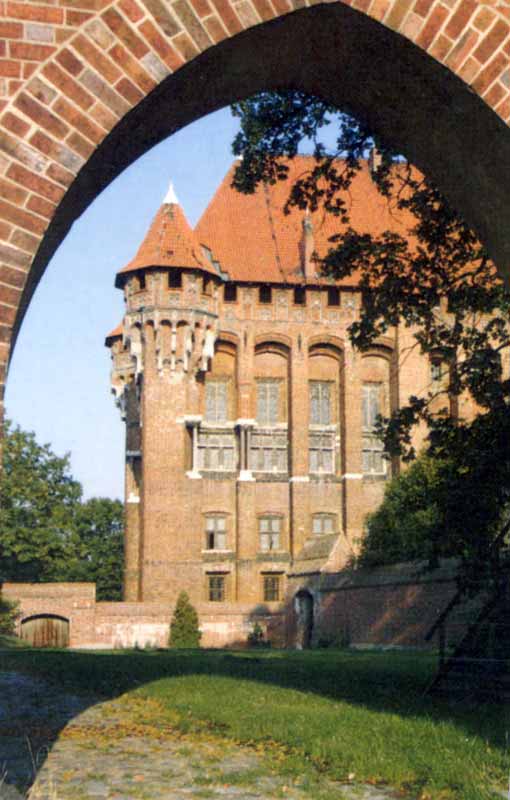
[0,643,507,797]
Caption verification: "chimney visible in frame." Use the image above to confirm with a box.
[301,208,315,280]
[368,146,382,176]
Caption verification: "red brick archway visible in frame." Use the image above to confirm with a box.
[1,0,510,423]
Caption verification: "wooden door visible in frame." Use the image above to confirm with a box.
[20,615,69,648]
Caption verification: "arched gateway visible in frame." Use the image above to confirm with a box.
[1,0,510,425]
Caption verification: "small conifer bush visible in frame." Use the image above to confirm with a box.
[168,591,201,648]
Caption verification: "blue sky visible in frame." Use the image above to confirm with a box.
[5,107,242,500]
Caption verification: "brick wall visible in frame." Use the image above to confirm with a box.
[2,563,477,650]
[1,0,510,433]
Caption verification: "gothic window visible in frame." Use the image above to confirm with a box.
[205,516,227,550]
[312,514,336,535]
[256,380,280,426]
[259,516,281,552]
[208,574,225,602]
[362,382,385,474]
[309,381,332,425]
[263,574,281,602]
[205,380,228,423]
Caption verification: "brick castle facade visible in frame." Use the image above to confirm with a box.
[103,156,473,642]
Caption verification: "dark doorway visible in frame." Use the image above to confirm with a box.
[295,590,314,649]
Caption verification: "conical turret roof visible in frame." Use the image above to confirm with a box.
[116,181,217,287]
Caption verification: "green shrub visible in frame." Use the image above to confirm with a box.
[169,592,201,648]
[247,622,270,648]
[0,597,19,636]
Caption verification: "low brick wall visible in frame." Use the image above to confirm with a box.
[287,560,479,649]
[2,563,475,651]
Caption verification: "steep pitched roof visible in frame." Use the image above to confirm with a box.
[116,183,217,287]
[105,323,123,347]
[195,157,416,285]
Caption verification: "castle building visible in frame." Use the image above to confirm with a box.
[105,157,459,636]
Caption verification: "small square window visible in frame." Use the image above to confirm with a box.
[208,574,225,602]
[169,271,182,288]
[259,285,272,304]
[327,287,340,307]
[293,287,306,306]
[224,284,237,302]
[312,514,336,535]
[263,574,281,602]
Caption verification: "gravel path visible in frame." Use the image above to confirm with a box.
[0,671,402,800]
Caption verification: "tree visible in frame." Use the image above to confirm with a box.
[231,92,510,586]
[60,497,124,601]
[358,455,451,568]
[169,591,201,648]
[0,596,19,637]
[0,421,124,599]
[0,420,82,581]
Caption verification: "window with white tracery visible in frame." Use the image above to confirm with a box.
[309,381,332,425]
[205,380,228,423]
[362,382,386,474]
[256,380,280,426]
[197,431,236,471]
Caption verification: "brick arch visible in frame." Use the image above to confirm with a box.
[2,0,510,424]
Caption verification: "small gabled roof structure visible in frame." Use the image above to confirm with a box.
[115,181,217,288]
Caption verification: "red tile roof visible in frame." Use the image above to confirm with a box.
[105,323,123,345]
[116,199,217,287]
[195,157,416,286]
[117,157,417,288]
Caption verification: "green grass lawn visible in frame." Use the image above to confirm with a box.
[0,646,507,800]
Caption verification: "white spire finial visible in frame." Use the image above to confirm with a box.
[163,180,179,205]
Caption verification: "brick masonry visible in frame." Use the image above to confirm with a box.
[1,0,510,440]
[1,560,477,649]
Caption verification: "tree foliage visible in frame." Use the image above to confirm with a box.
[0,596,19,636]
[169,591,201,648]
[231,92,510,584]
[0,421,124,599]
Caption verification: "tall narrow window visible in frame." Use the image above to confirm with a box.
[293,287,306,305]
[205,516,226,550]
[208,574,225,602]
[362,383,385,474]
[205,380,228,423]
[259,285,272,304]
[309,381,332,425]
[327,287,340,306]
[263,574,281,602]
[224,284,237,302]
[259,517,281,551]
[257,380,280,426]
